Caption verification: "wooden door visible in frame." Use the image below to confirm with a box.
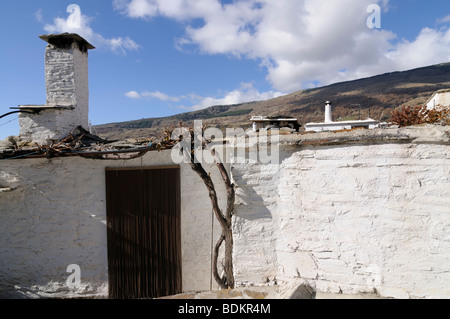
[105,167,181,299]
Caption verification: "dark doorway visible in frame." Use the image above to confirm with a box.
[105,166,181,299]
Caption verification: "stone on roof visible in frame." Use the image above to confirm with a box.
[39,33,95,52]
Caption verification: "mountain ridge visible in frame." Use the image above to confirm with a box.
[93,62,450,140]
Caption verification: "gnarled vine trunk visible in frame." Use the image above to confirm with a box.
[164,122,235,290]
[188,137,235,289]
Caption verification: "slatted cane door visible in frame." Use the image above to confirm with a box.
[105,167,182,299]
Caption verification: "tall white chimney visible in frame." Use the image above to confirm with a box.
[324,101,333,123]
[18,33,95,144]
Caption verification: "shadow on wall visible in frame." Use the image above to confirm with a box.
[234,184,273,221]
[231,149,294,223]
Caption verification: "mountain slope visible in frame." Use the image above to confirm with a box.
[93,62,450,140]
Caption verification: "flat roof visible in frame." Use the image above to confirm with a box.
[305,119,379,126]
[251,116,298,122]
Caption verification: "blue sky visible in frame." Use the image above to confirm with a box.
[1,0,450,140]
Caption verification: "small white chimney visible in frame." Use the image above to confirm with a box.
[18,33,95,144]
[324,101,333,123]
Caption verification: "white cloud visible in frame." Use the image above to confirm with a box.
[437,15,450,24]
[113,0,159,19]
[125,91,141,99]
[114,0,450,92]
[42,8,140,55]
[384,27,450,71]
[141,91,181,102]
[183,82,283,111]
[125,90,180,101]
[125,83,283,111]
[35,9,44,23]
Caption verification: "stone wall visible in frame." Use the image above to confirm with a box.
[44,45,90,129]
[232,125,450,298]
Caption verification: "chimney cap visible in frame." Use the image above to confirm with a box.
[39,33,95,52]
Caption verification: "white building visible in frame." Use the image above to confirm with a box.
[250,116,301,132]
[1,34,227,299]
[305,101,379,132]
[426,89,450,110]
[1,34,450,300]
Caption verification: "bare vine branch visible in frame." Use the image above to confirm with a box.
[165,122,235,289]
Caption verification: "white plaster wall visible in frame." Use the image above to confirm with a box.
[427,91,450,110]
[0,150,225,298]
[72,47,89,129]
[19,109,80,143]
[232,133,450,298]
[232,162,280,284]
[180,161,226,293]
[0,157,108,298]
[2,127,450,299]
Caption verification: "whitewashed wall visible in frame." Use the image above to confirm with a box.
[0,150,224,298]
[232,126,450,299]
[1,126,449,299]
[427,91,450,110]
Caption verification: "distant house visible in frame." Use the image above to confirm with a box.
[250,116,301,132]
[426,89,450,110]
[304,101,379,132]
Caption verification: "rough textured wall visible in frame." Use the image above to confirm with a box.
[0,150,224,298]
[232,126,450,298]
[45,47,77,106]
[0,157,108,298]
[19,109,78,144]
